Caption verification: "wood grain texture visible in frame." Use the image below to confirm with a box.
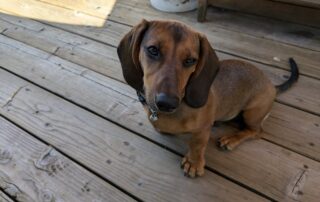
[36,0,117,19]
[0,118,133,201]
[207,0,320,27]
[0,192,13,202]
[263,103,320,161]
[0,0,105,26]
[0,35,319,201]
[0,70,266,202]
[202,7,320,52]
[0,16,319,116]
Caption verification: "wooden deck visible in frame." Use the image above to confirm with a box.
[0,0,319,201]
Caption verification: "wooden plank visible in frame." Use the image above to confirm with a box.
[0,35,319,201]
[207,0,320,27]
[109,0,320,79]
[263,103,320,161]
[0,26,6,34]
[0,0,105,26]
[0,118,134,202]
[274,0,320,9]
[0,70,266,202]
[0,25,319,159]
[0,17,319,116]
[203,7,320,52]
[0,192,13,202]
[37,0,117,19]
[0,9,46,32]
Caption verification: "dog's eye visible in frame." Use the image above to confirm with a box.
[184,58,197,67]
[147,46,160,58]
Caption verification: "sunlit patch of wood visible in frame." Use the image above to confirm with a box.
[0,0,117,27]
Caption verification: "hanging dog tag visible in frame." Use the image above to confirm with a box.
[149,110,158,122]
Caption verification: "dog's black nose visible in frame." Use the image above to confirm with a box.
[155,93,179,112]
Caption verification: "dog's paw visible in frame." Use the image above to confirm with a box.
[216,135,240,151]
[181,156,205,178]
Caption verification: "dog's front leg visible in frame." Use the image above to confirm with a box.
[181,127,211,178]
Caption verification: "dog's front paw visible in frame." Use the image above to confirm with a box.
[181,156,205,178]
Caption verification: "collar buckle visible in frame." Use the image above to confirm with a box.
[149,109,158,122]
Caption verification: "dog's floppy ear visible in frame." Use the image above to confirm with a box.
[117,19,149,92]
[185,34,219,108]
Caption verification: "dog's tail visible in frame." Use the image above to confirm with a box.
[275,58,299,94]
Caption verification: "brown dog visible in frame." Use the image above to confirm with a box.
[117,19,299,178]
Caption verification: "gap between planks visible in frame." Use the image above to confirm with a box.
[0,190,14,202]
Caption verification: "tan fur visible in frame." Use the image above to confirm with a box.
[118,20,278,178]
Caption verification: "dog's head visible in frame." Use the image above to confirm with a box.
[117,19,219,112]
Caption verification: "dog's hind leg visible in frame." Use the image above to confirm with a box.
[216,91,275,151]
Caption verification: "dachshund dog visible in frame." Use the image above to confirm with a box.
[117,19,299,178]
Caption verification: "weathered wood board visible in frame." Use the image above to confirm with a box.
[36,0,117,19]
[0,117,133,201]
[0,0,105,26]
[0,192,13,202]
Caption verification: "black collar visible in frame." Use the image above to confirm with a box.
[137,91,147,105]
[136,91,158,121]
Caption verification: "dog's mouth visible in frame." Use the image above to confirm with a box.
[158,107,177,113]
